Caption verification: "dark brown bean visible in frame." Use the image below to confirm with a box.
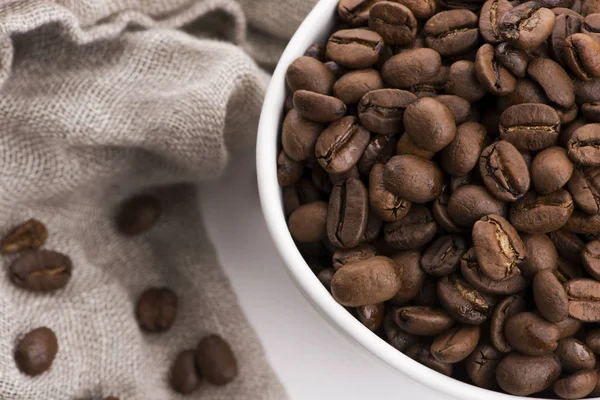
[424,10,480,57]
[0,219,47,254]
[505,312,561,355]
[520,233,559,279]
[333,69,384,104]
[565,278,600,321]
[534,270,569,322]
[404,97,457,152]
[475,43,517,95]
[327,178,369,249]
[384,312,419,351]
[384,155,444,204]
[406,343,453,376]
[556,338,596,371]
[585,329,600,352]
[14,327,58,376]
[326,29,384,69]
[435,95,472,125]
[358,89,416,135]
[369,2,418,46]
[564,210,600,234]
[135,287,178,333]
[277,151,305,187]
[357,303,385,331]
[444,61,487,102]
[170,350,201,394]
[466,344,502,390]
[431,325,481,363]
[495,43,528,78]
[499,103,561,151]
[499,2,557,50]
[550,12,583,64]
[490,295,526,353]
[315,116,370,174]
[564,33,600,80]
[358,135,397,177]
[195,335,238,386]
[479,140,531,202]
[382,48,443,89]
[528,57,575,109]
[509,189,574,234]
[394,306,455,336]
[460,248,528,294]
[288,201,328,242]
[281,109,324,162]
[369,163,411,222]
[531,147,574,194]
[421,235,467,277]
[293,90,346,123]
[396,133,436,160]
[447,185,508,228]
[389,250,427,304]
[10,250,73,292]
[383,205,437,250]
[553,369,598,399]
[116,194,161,236]
[286,56,335,94]
[496,353,561,396]
[583,240,600,280]
[437,274,496,324]
[480,0,514,44]
[557,317,584,339]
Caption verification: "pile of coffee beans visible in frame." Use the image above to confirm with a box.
[279,0,600,398]
[6,194,238,397]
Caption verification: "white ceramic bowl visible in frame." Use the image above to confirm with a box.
[256,2,567,399]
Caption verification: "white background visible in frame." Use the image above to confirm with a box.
[199,153,452,400]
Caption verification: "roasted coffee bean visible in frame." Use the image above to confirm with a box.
[424,9,480,57]
[472,214,525,281]
[564,210,600,234]
[196,335,238,386]
[564,33,600,80]
[317,268,335,289]
[435,95,472,125]
[582,13,600,43]
[508,78,550,106]
[369,2,418,46]
[281,109,324,162]
[557,104,580,125]
[431,325,481,363]
[586,329,600,352]
[565,278,600,321]
[337,0,377,26]
[509,189,574,234]
[550,229,585,265]
[170,350,201,394]
[358,89,416,134]
[10,250,72,292]
[394,305,455,336]
[326,29,384,69]
[408,64,449,97]
[490,295,526,352]
[521,233,559,279]
[531,147,574,194]
[116,194,161,236]
[556,338,596,371]
[369,163,412,222]
[395,0,437,19]
[358,135,397,177]
[583,240,600,279]
[382,48,443,89]
[288,201,328,242]
[304,43,325,61]
[327,178,369,249]
[441,122,486,176]
[286,56,335,94]
[479,140,531,202]
[494,43,528,78]
[406,343,453,376]
[499,103,561,151]
[437,274,496,324]
[496,353,561,396]
[444,60,487,102]
[0,219,47,255]
[312,164,333,194]
[333,244,377,270]
[567,123,600,166]
[384,155,444,203]
[557,257,585,281]
[404,98,457,152]
[557,317,584,339]
[384,312,419,351]
[389,250,426,304]
[277,151,305,187]
[554,369,598,399]
[315,116,370,174]
[293,90,346,123]
[447,185,508,228]
[466,343,502,390]
[396,133,436,160]
[528,57,575,109]
[534,270,569,322]
[331,256,402,306]
[499,2,557,50]
[461,248,528,294]
[475,44,517,95]
[505,312,561,355]
[551,12,584,63]
[14,327,58,376]
[582,101,600,122]
[432,194,469,234]
[421,235,467,277]
[333,69,384,104]
[479,0,514,44]
[583,0,600,16]
[136,287,178,333]
[384,205,437,249]
[357,303,385,331]
[574,77,600,105]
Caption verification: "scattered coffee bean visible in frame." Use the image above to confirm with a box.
[15,327,58,376]
[116,194,161,236]
[10,250,72,292]
[382,48,442,90]
[404,97,457,152]
[170,350,202,394]
[0,219,47,254]
[195,335,238,386]
[333,69,383,105]
[424,9,480,57]
[479,0,514,44]
[135,287,178,333]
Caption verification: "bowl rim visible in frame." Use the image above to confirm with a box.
[256,1,560,399]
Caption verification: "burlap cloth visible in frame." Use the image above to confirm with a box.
[0,0,317,398]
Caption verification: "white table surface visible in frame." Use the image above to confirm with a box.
[199,153,452,400]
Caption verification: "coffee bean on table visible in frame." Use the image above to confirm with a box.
[565,278,600,321]
[430,325,481,364]
[383,155,444,203]
[331,256,402,306]
[116,194,161,236]
[490,294,526,353]
[327,178,369,249]
[292,90,346,123]
[170,349,201,394]
[421,235,467,277]
[553,369,598,399]
[496,353,561,396]
[369,163,412,222]
[288,201,328,242]
[285,56,335,94]
[0,219,47,255]
[15,327,58,376]
[383,205,437,250]
[406,343,453,377]
[196,335,238,386]
[369,2,418,46]
[10,250,72,292]
[315,116,370,174]
[531,147,574,194]
[136,287,178,333]
[358,89,416,135]
[326,29,384,69]
[499,103,561,151]
[424,9,480,57]
[564,33,600,80]
[403,97,457,152]
[555,337,596,371]
[499,2,557,50]
[465,343,502,390]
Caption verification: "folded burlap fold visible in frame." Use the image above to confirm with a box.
[0,0,316,398]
